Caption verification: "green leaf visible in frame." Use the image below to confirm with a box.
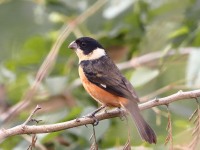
[130,67,160,87]
[174,120,189,128]
[168,26,189,39]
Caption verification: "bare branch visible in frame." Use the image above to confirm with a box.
[1,89,200,143]
[139,89,200,111]
[23,105,41,126]
[22,135,47,150]
[90,125,98,150]
[117,47,191,70]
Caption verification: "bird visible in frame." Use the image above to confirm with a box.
[68,37,157,144]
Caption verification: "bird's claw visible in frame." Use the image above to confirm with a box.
[87,114,99,126]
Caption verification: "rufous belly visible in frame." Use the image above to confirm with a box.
[79,67,127,107]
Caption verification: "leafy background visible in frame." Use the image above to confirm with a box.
[0,0,200,149]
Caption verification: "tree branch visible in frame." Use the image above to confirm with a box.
[117,47,191,70]
[1,89,200,143]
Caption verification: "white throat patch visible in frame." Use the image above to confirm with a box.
[75,48,106,62]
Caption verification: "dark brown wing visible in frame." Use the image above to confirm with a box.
[80,56,139,102]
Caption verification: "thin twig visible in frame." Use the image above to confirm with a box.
[90,125,98,150]
[22,134,47,150]
[117,47,191,70]
[165,106,173,150]
[27,134,37,150]
[23,105,41,126]
[187,100,200,150]
[152,107,168,126]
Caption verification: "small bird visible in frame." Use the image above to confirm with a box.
[68,37,157,144]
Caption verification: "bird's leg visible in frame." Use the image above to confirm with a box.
[87,105,106,126]
[90,105,106,116]
[76,105,106,126]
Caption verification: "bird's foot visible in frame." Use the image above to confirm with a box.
[77,105,106,126]
[86,114,99,126]
[75,114,99,126]
[87,105,107,125]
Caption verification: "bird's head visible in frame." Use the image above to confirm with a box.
[68,37,106,62]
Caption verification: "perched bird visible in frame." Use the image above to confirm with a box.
[68,37,157,144]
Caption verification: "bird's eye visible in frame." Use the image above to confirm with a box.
[81,42,86,47]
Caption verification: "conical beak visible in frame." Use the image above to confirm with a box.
[68,41,78,49]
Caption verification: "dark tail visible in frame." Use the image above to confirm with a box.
[123,102,157,144]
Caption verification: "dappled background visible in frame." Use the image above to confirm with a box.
[1,0,200,149]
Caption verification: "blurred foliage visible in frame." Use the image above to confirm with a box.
[0,0,200,149]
